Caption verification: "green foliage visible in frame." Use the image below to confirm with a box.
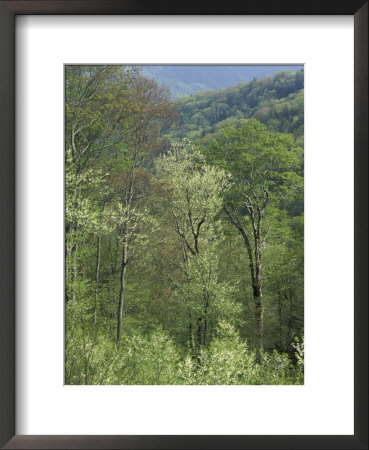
[203,119,299,193]
[166,70,304,141]
[291,336,304,384]
[256,350,295,385]
[156,139,230,224]
[118,329,180,385]
[66,323,180,385]
[196,322,258,385]
[65,66,304,386]
[65,299,120,385]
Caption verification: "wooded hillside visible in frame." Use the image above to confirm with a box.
[65,66,304,385]
[166,69,304,141]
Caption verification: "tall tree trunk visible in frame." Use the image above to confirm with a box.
[254,239,264,349]
[203,293,209,346]
[81,325,89,385]
[70,183,82,303]
[278,292,283,350]
[253,283,263,350]
[287,290,294,346]
[116,175,134,347]
[189,314,195,358]
[224,206,265,350]
[116,239,128,347]
[196,317,203,363]
[93,236,102,325]
[197,318,203,347]
[71,242,78,302]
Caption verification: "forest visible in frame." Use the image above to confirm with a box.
[65,66,304,385]
[166,69,304,141]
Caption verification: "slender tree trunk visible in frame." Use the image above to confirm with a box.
[196,317,203,363]
[70,184,82,303]
[93,236,102,325]
[253,284,263,349]
[278,292,283,350]
[72,242,78,302]
[116,239,128,346]
[81,325,89,385]
[287,290,294,344]
[203,294,209,346]
[224,206,265,350]
[189,314,195,357]
[197,318,203,347]
[116,175,134,347]
[254,240,264,349]
[240,226,264,349]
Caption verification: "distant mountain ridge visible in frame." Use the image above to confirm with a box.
[142,65,303,98]
[165,69,304,142]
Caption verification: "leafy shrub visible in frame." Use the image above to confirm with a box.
[117,328,180,385]
[178,322,258,385]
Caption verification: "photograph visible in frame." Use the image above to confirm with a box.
[1,0,366,446]
[65,64,304,386]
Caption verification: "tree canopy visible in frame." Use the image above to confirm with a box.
[65,66,304,385]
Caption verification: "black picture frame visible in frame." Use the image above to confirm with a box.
[0,1,367,449]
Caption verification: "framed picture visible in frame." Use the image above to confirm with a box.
[0,1,367,449]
